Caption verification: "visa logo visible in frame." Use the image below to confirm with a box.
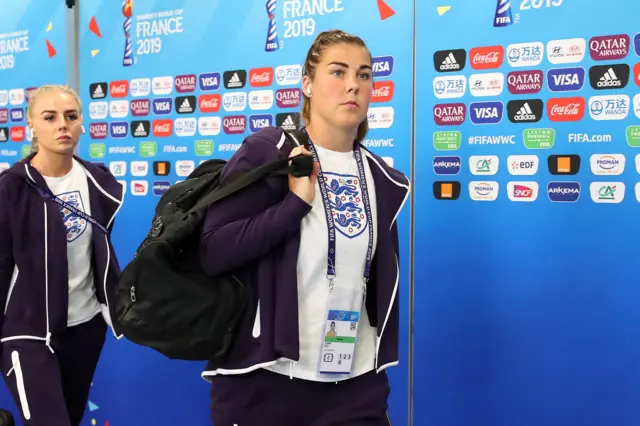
[153,99,172,115]
[469,101,504,124]
[372,56,394,78]
[249,114,273,133]
[547,67,585,92]
[110,122,128,138]
[199,73,221,91]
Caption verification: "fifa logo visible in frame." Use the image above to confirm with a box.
[265,0,279,52]
[122,0,134,66]
[493,0,513,27]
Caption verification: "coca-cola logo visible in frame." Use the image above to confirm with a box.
[275,88,301,108]
[470,46,504,70]
[372,81,394,103]
[90,123,108,139]
[131,99,150,116]
[249,67,274,87]
[175,74,197,93]
[546,97,585,122]
[152,119,173,137]
[199,94,221,113]
[110,80,129,97]
[10,127,24,142]
[223,115,246,134]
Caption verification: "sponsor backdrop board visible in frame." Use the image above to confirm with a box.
[0,1,67,172]
[415,1,640,425]
[78,0,411,424]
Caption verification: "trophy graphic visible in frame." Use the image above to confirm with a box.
[123,0,134,66]
[265,0,279,52]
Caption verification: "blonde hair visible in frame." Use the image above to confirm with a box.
[302,29,372,143]
[26,84,83,153]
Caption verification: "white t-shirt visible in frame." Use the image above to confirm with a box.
[266,145,378,381]
[42,159,101,327]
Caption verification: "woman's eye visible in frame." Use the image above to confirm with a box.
[332,70,344,77]
[44,116,54,121]
[67,115,78,120]
[360,73,372,80]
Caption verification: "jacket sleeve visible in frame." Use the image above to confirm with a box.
[0,181,15,332]
[199,135,312,276]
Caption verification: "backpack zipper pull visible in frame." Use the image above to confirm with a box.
[130,286,137,302]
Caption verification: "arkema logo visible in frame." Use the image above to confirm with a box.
[469,101,503,124]
[588,64,630,90]
[547,67,585,92]
[433,156,461,175]
[433,49,466,73]
[548,182,581,202]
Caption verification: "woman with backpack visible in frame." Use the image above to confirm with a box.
[0,84,124,426]
[200,30,410,425]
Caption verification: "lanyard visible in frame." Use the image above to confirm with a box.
[25,178,109,236]
[306,135,375,288]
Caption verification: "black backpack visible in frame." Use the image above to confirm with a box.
[114,129,311,361]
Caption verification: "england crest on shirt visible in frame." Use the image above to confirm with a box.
[57,191,87,242]
[324,172,368,238]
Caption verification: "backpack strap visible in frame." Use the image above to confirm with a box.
[283,129,310,150]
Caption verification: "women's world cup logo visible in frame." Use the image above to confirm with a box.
[265,0,279,52]
[123,0,134,66]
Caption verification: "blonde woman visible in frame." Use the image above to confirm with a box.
[0,85,124,426]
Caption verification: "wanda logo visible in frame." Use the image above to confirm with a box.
[546,97,585,122]
[372,81,394,103]
[250,67,274,87]
[470,46,504,70]
[153,120,173,137]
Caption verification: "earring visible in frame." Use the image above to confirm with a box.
[81,125,86,134]
[307,87,312,96]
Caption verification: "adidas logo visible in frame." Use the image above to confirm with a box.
[597,68,622,88]
[514,103,536,121]
[90,83,107,99]
[281,115,296,130]
[228,73,242,88]
[133,121,149,137]
[440,53,460,71]
[94,85,104,97]
[179,98,192,113]
[0,128,6,142]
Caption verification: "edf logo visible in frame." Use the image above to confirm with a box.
[372,56,394,78]
[249,114,273,133]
